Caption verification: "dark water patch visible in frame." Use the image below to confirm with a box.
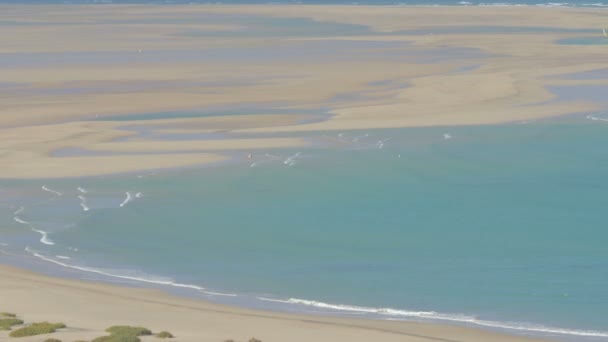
[0,40,412,68]
[451,63,482,73]
[179,15,373,38]
[556,36,608,45]
[394,25,598,35]
[547,84,608,107]
[0,79,265,97]
[553,68,608,81]
[94,107,322,121]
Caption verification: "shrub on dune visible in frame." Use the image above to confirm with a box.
[92,325,153,342]
[0,318,24,330]
[249,338,262,342]
[0,313,17,318]
[44,339,62,342]
[155,331,173,339]
[9,322,66,337]
[92,335,141,342]
[105,326,151,337]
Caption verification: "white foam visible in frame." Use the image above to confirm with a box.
[283,152,301,166]
[264,153,280,159]
[56,255,71,260]
[586,114,608,122]
[77,187,88,194]
[78,195,90,211]
[351,133,369,143]
[135,192,143,198]
[443,133,453,140]
[250,162,258,168]
[0,242,8,246]
[23,248,236,297]
[119,192,133,207]
[257,297,608,338]
[30,228,54,245]
[376,137,391,149]
[14,216,29,224]
[41,185,62,196]
[202,290,238,297]
[14,206,24,215]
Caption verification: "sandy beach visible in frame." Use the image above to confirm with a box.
[0,265,551,342]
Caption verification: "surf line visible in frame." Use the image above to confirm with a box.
[41,185,62,196]
[77,187,88,194]
[24,247,237,297]
[119,192,133,207]
[14,216,54,245]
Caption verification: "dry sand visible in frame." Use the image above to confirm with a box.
[0,265,552,342]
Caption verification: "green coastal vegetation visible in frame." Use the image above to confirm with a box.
[0,318,24,330]
[155,331,174,339]
[92,325,153,342]
[1,313,183,342]
[9,322,66,337]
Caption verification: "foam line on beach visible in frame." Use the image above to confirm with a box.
[41,185,62,196]
[23,248,237,297]
[14,206,25,215]
[257,297,608,338]
[78,195,90,211]
[77,187,88,194]
[119,192,133,207]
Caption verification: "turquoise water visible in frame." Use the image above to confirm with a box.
[2,115,608,341]
[557,37,608,45]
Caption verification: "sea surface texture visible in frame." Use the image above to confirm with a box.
[2,115,608,341]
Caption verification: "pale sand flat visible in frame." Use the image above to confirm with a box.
[1,5,606,178]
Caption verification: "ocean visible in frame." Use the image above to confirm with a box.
[2,113,608,341]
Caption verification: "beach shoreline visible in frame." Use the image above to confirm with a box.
[0,264,554,342]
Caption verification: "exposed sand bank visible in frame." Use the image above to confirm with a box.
[1,5,607,178]
[0,265,552,342]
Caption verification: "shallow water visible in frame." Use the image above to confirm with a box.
[2,114,608,341]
